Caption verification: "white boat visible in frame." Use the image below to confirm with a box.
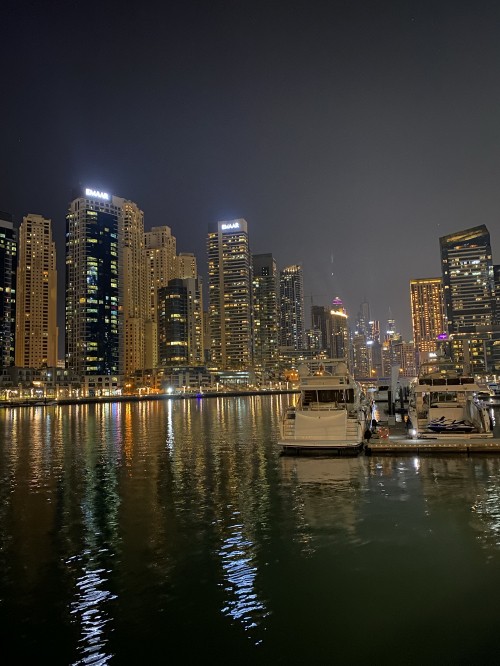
[278,359,371,454]
[373,381,390,402]
[407,358,493,439]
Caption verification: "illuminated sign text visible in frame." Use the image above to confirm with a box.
[85,188,110,200]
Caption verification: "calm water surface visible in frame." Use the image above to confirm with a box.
[1,395,500,665]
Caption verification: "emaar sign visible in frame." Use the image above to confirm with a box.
[85,188,110,200]
[221,222,240,230]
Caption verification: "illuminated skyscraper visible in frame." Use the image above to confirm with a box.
[279,264,305,351]
[65,188,121,376]
[252,253,279,374]
[207,219,252,370]
[15,214,57,368]
[145,226,177,368]
[0,212,17,368]
[122,200,147,375]
[158,277,204,366]
[440,225,496,373]
[328,297,350,360]
[410,277,446,368]
[174,252,197,279]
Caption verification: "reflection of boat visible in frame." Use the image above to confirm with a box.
[278,358,371,454]
[407,357,493,439]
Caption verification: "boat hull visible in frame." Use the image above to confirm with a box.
[278,439,365,455]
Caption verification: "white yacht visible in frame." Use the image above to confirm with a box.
[407,358,493,439]
[278,359,371,454]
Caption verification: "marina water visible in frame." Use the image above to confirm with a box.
[1,395,500,665]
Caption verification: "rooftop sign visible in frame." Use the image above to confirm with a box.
[221,222,240,230]
[85,188,110,200]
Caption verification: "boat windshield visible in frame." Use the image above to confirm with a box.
[429,391,460,404]
[303,389,355,404]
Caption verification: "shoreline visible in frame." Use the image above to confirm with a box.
[0,388,299,408]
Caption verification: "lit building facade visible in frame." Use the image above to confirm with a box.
[65,188,120,376]
[144,226,177,368]
[15,214,57,368]
[121,200,147,375]
[279,264,305,352]
[410,277,446,368]
[327,296,350,360]
[175,252,197,279]
[158,277,204,366]
[311,305,329,354]
[440,225,497,373]
[207,219,252,370]
[252,253,279,375]
[0,212,17,368]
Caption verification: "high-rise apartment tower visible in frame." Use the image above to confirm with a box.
[207,219,252,370]
[15,214,57,368]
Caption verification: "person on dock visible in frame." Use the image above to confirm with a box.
[404,414,412,435]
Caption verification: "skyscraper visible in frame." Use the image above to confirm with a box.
[252,253,279,375]
[122,200,147,376]
[311,305,329,353]
[65,188,121,376]
[145,226,177,368]
[440,225,496,373]
[207,219,252,370]
[279,264,305,352]
[15,214,57,368]
[327,296,350,360]
[0,212,17,368]
[410,277,446,368]
[158,277,204,366]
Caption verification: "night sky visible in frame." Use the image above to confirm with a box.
[3,0,500,341]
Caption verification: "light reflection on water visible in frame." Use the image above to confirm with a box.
[1,398,500,664]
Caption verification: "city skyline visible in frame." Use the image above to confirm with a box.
[4,1,500,340]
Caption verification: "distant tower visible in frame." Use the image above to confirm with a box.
[174,252,197,279]
[144,226,177,368]
[158,277,204,366]
[328,296,350,360]
[410,277,446,368]
[311,305,329,353]
[252,253,279,374]
[207,219,252,370]
[279,264,305,351]
[0,212,17,368]
[15,214,58,368]
[440,225,496,373]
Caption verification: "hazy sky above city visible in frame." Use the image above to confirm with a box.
[3,0,500,340]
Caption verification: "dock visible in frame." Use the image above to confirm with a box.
[365,419,500,455]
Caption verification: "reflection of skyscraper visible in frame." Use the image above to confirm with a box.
[66,189,121,376]
[279,265,304,351]
[410,277,446,368]
[440,225,496,373]
[252,253,279,374]
[207,219,252,370]
[15,214,57,368]
[0,212,17,368]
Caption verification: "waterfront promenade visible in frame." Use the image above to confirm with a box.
[0,387,299,409]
